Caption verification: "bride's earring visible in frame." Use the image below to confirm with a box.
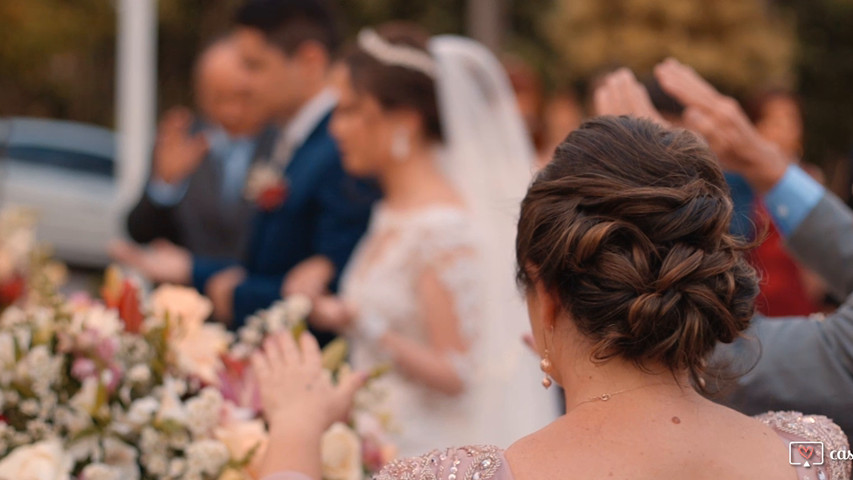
[540,349,553,389]
[391,128,410,161]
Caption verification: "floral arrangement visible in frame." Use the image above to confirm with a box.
[0,208,37,308]
[0,262,395,480]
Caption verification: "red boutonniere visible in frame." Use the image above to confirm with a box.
[0,275,25,307]
[245,163,289,211]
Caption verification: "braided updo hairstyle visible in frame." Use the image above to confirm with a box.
[516,116,759,390]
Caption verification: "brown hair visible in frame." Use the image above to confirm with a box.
[516,116,759,390]
[342,22,443,141]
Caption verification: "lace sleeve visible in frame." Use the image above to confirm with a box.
[754,411,851,480]
[412,216,484,385]
[375,445,509,480]
[414,218,483,343]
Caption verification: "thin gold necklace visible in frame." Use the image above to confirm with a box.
[568,382,670,411]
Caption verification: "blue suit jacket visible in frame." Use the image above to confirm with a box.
[192,113,379,329]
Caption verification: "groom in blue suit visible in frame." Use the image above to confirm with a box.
[193,0,379,332]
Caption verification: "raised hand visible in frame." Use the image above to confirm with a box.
[654,58,789,193]
[205,266,247,324]
[281,255,335,299]
[309,295,356,333]
[252,331,365,430]
[153,107,209,185]
[108,239,192,285]
[251,332,366,478]
[593,68,668,126]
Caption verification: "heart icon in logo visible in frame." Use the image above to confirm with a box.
[798,445,815,460]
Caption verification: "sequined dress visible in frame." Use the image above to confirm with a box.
[374,411,850,480]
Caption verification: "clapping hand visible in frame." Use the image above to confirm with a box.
[153,107,209,185]
[654,58,789,193]
[251,331,367,478]
[593,68,669,126]
[593,60,790,194]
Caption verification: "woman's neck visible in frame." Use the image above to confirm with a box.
[379,146,453,210]
[556,355,696,414]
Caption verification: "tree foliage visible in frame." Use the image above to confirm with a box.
[545,0,796,96]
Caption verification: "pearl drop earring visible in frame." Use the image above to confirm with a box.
[391,128,410,161]
[540,350,553,389]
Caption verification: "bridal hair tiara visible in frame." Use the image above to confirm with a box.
[357,28,437,78]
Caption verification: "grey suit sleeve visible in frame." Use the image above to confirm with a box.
[712,192,853,435]
[786,192,853,300]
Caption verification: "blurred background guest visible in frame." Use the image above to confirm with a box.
[116,38,273,263]
[193,0,379,330]
[110,0,380,333]
[537,90,583,168]
[745,89,829,316]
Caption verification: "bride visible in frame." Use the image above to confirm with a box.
[250,62,849,480]
[305,23,556,455]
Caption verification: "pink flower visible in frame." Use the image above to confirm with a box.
[149,285,212,330]
[71,357,97,380]
[214,404,268,476]
[96,337,119,361]
[150,285,231,386]
[218,360,261,413]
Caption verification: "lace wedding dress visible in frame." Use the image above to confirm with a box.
[341,203,486,458]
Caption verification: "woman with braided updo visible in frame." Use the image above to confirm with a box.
[254,113,848,480]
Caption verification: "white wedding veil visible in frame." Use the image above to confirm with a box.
[428,35,559,447]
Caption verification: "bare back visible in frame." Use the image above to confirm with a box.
[506,395,796,480]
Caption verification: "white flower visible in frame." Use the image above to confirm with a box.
[167,430,191,450]
[69,377,99,416]
[4,389,19,406]
[102,438,139,480]
[67,435,102,463]
[140,452,168,477]
[80,464,121,480]
[12,327,31,353]
[70,306,122,339]
[139,427,166,456]
[286,294,312,320]
[54,405,92,436]
[156,377,188,426]
[17,345,62,396]
[321,423,363,480]
[167,458,185,477]
[0,438,72,480]
[237,327,262,345]
[185,387,223,438]
[214,406,268,472]
[0,305,26,328]
[126,364,151,384]
[19,398,40,416]
[125,397,159,428]
[185,440,230,477]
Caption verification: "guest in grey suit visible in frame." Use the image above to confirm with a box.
[595,60,853,436]
[123,38,273,259]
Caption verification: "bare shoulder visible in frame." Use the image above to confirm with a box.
[504,400,799,480]
[376,445,508,480]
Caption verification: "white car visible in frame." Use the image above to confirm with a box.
[0,117,128,268]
